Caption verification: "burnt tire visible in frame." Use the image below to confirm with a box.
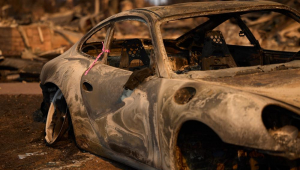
[45,89,70,145]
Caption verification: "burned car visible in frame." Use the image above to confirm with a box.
[40,1,300,169]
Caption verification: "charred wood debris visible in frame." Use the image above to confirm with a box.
[0,0,299,82]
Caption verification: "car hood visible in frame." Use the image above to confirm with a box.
[201,68,300,108]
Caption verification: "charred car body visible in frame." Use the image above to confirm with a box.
[40,1,300,169]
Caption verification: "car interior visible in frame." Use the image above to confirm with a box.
[81,20,154,72]
[81,11,300,74]
[163,13,300,73]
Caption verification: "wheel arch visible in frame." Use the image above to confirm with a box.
[173,119,223,154]
[172,120,226,170]
[40,82,70,116]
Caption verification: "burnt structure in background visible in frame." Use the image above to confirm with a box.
[0,0,149,82]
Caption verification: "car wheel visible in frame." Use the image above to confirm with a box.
[45,89,70,145]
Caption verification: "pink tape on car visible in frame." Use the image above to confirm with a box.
[85,42,110,75]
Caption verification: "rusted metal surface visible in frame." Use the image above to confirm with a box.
[40,1,300,170]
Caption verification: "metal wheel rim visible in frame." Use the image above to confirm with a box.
[45,89,69,145]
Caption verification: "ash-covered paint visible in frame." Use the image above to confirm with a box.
[40,1,300,170]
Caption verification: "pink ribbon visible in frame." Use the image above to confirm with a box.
[85,42,110,75]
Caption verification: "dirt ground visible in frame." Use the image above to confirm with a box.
[0,94,134,170]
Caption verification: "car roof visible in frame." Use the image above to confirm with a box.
[133,1,299,19]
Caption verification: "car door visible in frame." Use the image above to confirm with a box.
[79,17,161,166]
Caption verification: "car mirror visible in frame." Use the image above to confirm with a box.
[123,67,154,90]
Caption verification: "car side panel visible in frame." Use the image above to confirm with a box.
[40,45,160,170]
[156,79,300,170]
[81,63,162,168]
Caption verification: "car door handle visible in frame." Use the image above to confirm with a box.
[83,82,93,92]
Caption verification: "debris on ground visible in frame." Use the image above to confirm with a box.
[0,94,132,170]
[18,151,48,160]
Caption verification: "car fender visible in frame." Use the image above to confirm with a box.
[157,79,297,169]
